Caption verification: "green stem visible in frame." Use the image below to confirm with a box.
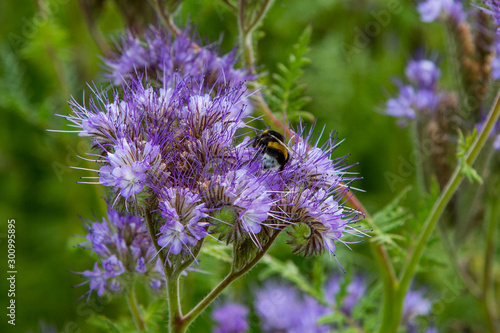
[237,0,274,70]
[127,287,146,332]
[383,89,500,333]
[178,231,281,331]
[167,274,183,333]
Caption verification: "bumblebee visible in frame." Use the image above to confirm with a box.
[252,129,289,171]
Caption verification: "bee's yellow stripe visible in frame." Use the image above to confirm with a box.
[267,142,288,160]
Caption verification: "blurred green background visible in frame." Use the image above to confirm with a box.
[0,0,489,332]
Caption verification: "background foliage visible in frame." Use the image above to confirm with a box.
[0,0,497,332]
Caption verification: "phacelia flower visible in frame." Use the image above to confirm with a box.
[65,52,363,264]
[104,26,254,90]
[212,303,249,333]
[405,60,441,89]
[418,0,466,23]
[75,210,166,300]
[157,187,209,255]
[254,282,330,333]
[384,59,441,123]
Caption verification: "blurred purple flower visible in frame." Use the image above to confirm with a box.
[386,85,417,119]
[403,288,432,333]
[418,0,466,23]
[405,60,440,89]
[493,134,500,150]
[384,58,441,122]
[492,35,500,80]
[212,303,249,333]
[254,282,330,333]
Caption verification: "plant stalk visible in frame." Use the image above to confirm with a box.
[127,287,146,332]
[378,89,500,333]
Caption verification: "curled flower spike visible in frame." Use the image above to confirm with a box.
[74,210,166,300]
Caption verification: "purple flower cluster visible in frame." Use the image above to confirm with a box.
[417,0,466,23]
[64,69,362,260]
[212,303,249,333]
[104,26,253,90]
[384,59,441,123]
[75,210,166,299]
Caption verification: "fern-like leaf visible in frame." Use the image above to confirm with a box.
[267,25,314,124]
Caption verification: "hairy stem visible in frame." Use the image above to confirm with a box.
[167,274,183,333]
[127,286,146,332]
[382,89,500,333]
[178,231,281,331]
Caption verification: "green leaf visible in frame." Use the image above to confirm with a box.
[371,186,412,252]
[142,298,167,329]
[457,128,483,184]
[267,25,313,123]
[88,315,122,333]
[317,312,343,325]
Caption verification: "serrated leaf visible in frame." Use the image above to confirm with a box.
[373,186,412,233]
[266,25,313,123]
[142,298,167,328]
[461,163,483,184]
[456,128,482,184]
